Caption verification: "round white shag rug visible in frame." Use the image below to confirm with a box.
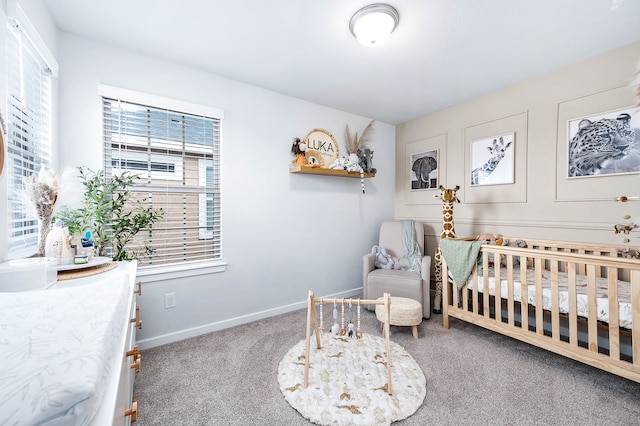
[278,332,426,425]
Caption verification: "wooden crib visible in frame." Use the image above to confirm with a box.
[441,238,640,383]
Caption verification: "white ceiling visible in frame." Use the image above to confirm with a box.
[44,0,640,124]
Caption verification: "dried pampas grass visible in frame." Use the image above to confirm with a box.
[54,167,86,213]
[345,120,375,154]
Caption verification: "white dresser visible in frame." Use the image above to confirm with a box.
[50,261,141,425]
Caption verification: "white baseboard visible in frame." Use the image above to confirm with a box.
[136,287,363,350]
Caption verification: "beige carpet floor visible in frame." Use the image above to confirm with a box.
[133,308,640,425]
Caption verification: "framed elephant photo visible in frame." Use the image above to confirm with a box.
[410,149,438,190]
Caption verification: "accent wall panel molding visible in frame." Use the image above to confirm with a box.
[555,85,638,202]
[463,112,528,204]
[404,133,447,205]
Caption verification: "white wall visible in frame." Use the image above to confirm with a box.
[395,41,640,265]
[56,32,395,348]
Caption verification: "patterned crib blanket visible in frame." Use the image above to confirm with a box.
[462,265,633,329]
[0,269,131,425]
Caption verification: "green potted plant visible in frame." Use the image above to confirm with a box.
[55,167,163,261]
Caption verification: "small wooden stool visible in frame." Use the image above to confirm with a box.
[375,296,422,339]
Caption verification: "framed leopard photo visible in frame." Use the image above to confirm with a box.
[410,149,438,190]
[567,107,640,178]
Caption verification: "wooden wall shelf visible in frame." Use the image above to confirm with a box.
[289,166,375,179]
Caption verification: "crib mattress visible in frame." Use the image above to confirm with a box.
[462,266,633,329]
[0,268,132,425]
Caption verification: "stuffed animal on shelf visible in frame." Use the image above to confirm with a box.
[372,245,399,270]
[291,138,312,167]
[329,156,363,173]
[357,148,377,174]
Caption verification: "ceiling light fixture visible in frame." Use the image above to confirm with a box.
[349,3,399,47]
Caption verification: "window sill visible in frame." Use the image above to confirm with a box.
[5,247,38,261]
[136,260,227,283]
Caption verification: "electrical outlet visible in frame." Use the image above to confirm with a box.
[164,292,176,309]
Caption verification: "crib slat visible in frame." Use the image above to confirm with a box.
[520,259,528,331]
[452,265,459,308]
[577,249,586,275]
[495,261,502,323]
[567,262,578,347]
[462,268,469,311]
[483,254,490,319]
[471,266,479,315]
[608,268,620,361]
[587,264,598,353]
[594,251,603,278]
[443,261,450,329]
[632,270,640,367]
[507,255,514,326]
[551,260,560,341]
[535,258,543,335]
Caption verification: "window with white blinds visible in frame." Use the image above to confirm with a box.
[102,95,222,267]
[6,21,53,257]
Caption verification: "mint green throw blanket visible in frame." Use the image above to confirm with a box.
[399,220,422,273]
[439,239,484,289]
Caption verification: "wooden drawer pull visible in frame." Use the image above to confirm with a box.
[130,305,142,329]
[130,354,141,373]
[126,345,139,359]
[134,281,142,296]
[125,398,138,422]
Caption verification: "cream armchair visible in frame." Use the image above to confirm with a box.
[363,221,431,319]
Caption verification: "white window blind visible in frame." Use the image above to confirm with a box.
[6,21,53,256]
[102,96,222,267]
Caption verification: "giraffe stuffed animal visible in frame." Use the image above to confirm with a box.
[433,185,460,314]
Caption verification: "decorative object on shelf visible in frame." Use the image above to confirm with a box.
[329,156,364,194]
[328,155,367,193]
[289,165,374,178]
[328,156,361,173]
[20,167,58,256]
[303,128,339,167]
[356,147,376,174]
[349,4,400,47]
[345,120,375,164]
[290,137,315,168]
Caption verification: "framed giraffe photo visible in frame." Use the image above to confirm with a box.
[470,133,515,186]
[410,149,439,190]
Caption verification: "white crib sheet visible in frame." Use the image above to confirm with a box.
[0,268,132,425]
[462,266,633,329]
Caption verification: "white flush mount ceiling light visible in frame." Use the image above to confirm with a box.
[349,3,399,47]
